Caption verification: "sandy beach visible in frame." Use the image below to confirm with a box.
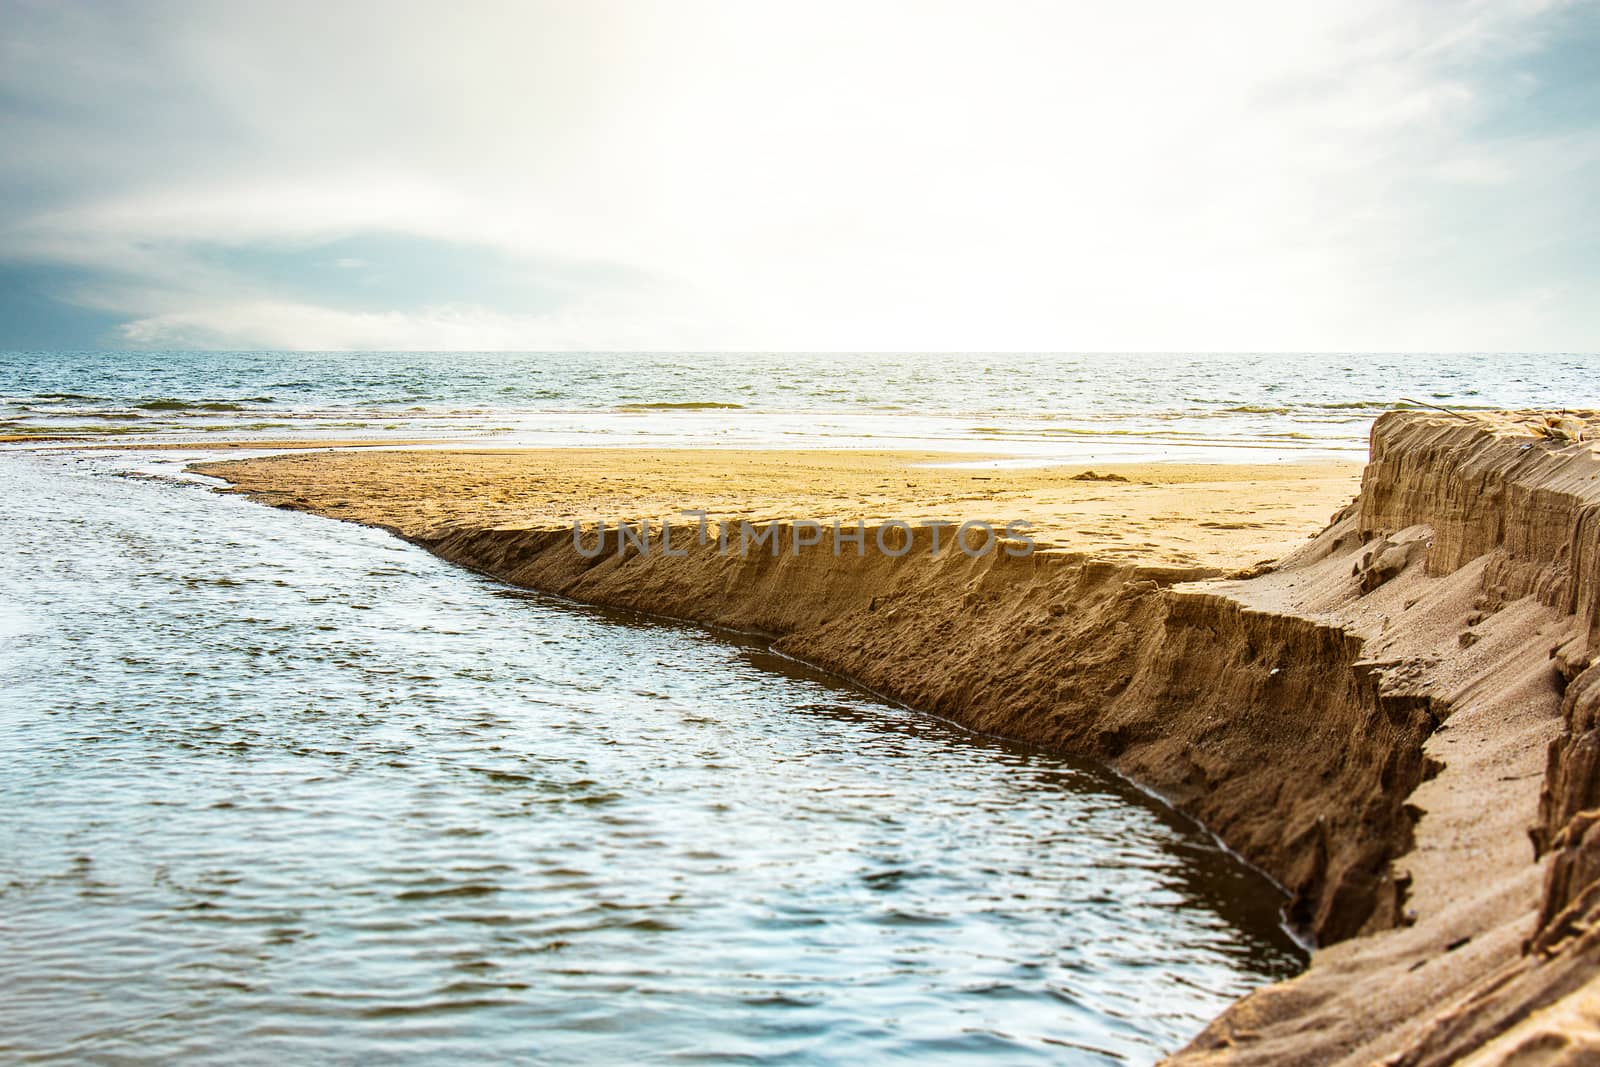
[197,448,1362,571]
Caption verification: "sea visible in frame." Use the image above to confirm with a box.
[3,350,1594,461]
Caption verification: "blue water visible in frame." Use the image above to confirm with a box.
[0,451,1302,1064]
[3,350,1595,459]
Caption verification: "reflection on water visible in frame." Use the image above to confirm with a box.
[0,452,1303,1065]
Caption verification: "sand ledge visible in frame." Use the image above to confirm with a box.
[194,413,1600,1064]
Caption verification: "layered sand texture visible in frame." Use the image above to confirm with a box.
[192,413,1600,1064]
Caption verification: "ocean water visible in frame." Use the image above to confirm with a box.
[0,451,1303,1065]
[3,350,1595,460]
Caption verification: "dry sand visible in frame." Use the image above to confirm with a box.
[196,447,1362,571]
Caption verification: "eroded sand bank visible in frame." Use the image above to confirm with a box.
[193,414,1600,1064]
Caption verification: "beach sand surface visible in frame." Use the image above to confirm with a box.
[197,447,1363,571]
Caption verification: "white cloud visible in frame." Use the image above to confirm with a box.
[118,303,579,351]
[2,0,1596,349]
[115,293,732,353]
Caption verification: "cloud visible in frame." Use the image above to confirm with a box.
[0,0,1596,350]
[117,303,594,352]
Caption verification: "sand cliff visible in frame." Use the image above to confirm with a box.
[195,411,1600,1064]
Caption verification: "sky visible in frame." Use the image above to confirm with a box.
[0,0,1597,352]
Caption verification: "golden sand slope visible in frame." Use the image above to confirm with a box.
[196,447,1361,570]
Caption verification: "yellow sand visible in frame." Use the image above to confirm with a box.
[197,447,1362,571]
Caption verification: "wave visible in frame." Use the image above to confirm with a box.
[135,398,250,412]
[18,407,144,418]
[0,421,137,436]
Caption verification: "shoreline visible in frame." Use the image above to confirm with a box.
[187,412,1600,1063]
